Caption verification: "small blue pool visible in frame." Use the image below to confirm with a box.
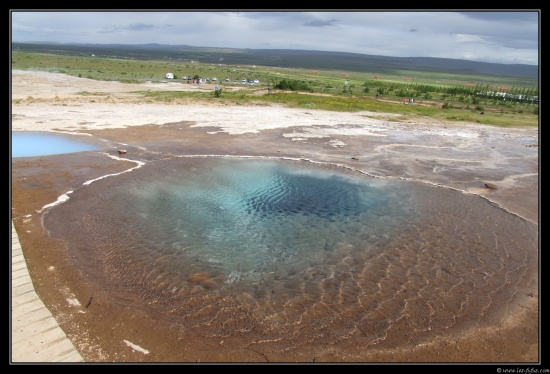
[12,132,101,158]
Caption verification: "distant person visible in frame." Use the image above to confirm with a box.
[215,84,219,91]
[376,93,379,100]
[267,86,272,93]
[403,97,407,104]
[409,98,414,105]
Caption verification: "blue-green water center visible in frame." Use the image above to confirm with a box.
[121,159,408,278]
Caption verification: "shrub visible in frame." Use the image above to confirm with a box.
[274,79,312,92]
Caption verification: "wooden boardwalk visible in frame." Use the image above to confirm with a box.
[11,220,84,363]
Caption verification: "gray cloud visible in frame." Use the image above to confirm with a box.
[127,23,158,31]
[303,19,339,27]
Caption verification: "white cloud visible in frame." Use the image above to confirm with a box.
[454,34,485,43]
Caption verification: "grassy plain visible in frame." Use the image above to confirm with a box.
[11,51,539,128]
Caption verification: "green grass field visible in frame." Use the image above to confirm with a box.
[11,51,539,128]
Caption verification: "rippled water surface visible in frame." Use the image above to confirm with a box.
[44,157,537,354]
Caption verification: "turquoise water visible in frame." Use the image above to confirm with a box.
[115,159,404,276]
[47,158,410,278]
[12,132,100,158]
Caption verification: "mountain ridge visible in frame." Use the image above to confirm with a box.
[11,42,538,80]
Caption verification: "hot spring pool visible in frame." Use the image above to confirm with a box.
[43,157,537,353]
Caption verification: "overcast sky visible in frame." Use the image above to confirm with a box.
[10,10,540,65]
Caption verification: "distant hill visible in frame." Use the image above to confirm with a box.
[11,42,538,80]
